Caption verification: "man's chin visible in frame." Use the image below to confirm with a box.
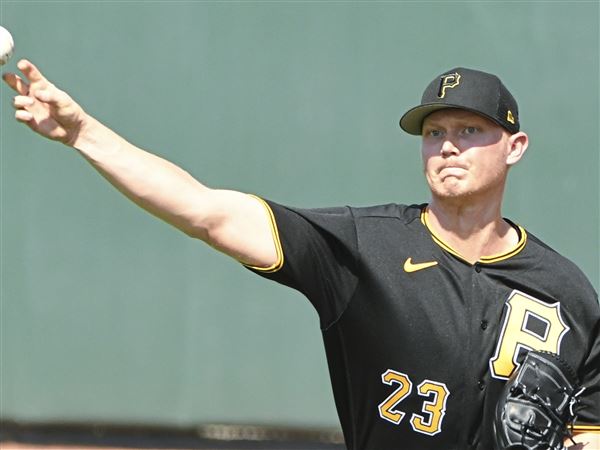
[430,187,473,200]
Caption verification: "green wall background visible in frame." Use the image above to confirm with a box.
[1,1,598,429]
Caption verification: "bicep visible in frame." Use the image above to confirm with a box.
[199,190,280,269]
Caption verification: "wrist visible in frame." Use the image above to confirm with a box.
[71,115,123,162]
[68,112,95,149]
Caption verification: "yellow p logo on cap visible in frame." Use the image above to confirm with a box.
[438,73,461,98]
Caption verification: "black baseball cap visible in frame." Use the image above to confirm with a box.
[399,67,520,135]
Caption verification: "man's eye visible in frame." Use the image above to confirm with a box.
[463,126,478,135]
[428,129,442,137]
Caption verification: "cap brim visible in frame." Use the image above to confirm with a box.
[399,103,509,136]
[399,103,465,135]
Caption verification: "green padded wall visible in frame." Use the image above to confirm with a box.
[1,1,598,428]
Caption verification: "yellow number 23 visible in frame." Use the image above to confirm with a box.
[378,369,450,436]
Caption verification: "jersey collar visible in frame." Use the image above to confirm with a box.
[420,206,527,264]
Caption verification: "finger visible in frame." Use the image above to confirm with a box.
[12,95,34,109]
[34,86,71,108]
[15,109,33,122]
[17,59,48,85]
[2,72,29,95]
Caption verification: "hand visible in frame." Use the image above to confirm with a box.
[3,59,88,146]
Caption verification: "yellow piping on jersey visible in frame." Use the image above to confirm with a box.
[242,195,284,273]
[420,207,527,264]
[572,424,600,432]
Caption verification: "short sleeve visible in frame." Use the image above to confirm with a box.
[245,198,360,330]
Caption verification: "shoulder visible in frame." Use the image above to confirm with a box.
[348,203,425,223]
[524,230,598,303]
[267,200,426,227]
[526,232,593,282]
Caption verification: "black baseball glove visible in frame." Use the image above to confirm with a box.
[493,351,583,450]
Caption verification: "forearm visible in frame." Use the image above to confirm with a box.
[5,59,278,267]
[73,114,213,239]
[567,431,600,449]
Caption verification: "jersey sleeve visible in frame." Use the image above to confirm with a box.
[244,197,360,330]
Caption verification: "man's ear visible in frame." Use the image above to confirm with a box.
[506,131,529,166]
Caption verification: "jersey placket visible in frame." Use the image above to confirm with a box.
[466,261,492,449]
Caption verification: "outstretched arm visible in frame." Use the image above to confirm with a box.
[3,59,279,268]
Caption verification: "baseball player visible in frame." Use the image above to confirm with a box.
[4,61,599,450]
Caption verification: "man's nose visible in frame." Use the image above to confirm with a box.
[441,138,460,156]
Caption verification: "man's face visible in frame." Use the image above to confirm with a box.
[421,109,513,201]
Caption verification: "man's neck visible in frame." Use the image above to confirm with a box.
[426,197,519,264]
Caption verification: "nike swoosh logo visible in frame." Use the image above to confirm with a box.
[403,257,438,273]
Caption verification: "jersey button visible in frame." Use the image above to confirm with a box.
[474,263,482,273]
[477,380,485,391]
[480,320,488,330]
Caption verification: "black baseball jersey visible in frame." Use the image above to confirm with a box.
[246,198,600,450]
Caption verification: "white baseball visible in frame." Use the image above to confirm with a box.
[0,26,15,66]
